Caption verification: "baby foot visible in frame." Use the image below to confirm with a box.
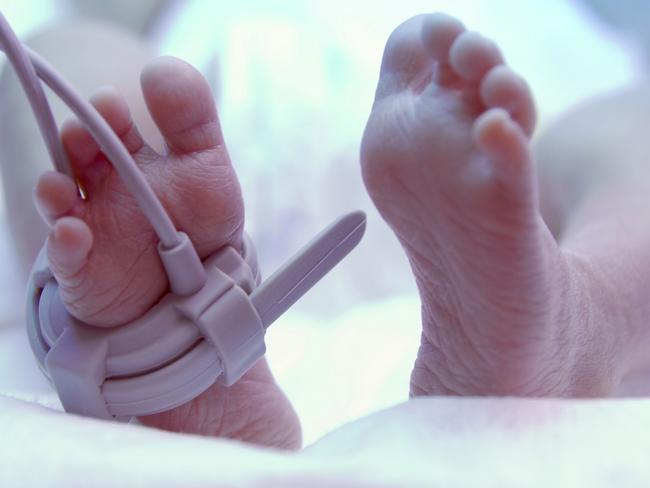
[34,57,300,448]
[361,14,623,396]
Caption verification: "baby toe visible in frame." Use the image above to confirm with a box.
[421,12,465,63]
[89,86,147,155]
[375,14,433,98]
[141,56,225,155]
[61,87,150,192]
[480,65,536,136]
[47,216,93,280]
[61,117,100,173]
[34,171,82,225]
[449,31,503,82]
[473,108,531,184]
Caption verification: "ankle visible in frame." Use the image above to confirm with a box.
[558,251,627,395]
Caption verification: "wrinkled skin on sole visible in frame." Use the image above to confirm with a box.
[361,14,627,398]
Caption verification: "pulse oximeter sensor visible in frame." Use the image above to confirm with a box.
[0,11,366,421]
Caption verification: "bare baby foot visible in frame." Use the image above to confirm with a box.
[361,14,625,397]
[34,57,300,448]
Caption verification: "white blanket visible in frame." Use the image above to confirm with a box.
[2,393,650,487]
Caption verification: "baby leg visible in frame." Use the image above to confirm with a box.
[536,87,650,391]
[362,14,626,397]
[5,22,300,448]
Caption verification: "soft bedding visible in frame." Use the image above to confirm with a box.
[2,392,650,487]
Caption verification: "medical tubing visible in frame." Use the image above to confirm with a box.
[23,47,182,250]
[0,12,71,176]
[0,11,206,294]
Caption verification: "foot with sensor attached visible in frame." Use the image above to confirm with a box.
[33,57,301,449]
[361,13,636,397]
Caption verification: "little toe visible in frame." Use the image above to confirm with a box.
[449,31,503,82]
[473,108,531,184]
[47,216,93,280]
[34,171,83,225]
[140,56,226,155]
[480,65,536,136]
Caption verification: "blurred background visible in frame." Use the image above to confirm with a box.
[0,0,644,444]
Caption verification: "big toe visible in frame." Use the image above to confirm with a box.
[375,14,433,98]
[376,13,467,99]
[140,56,243,254]
[141,56,226,155]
